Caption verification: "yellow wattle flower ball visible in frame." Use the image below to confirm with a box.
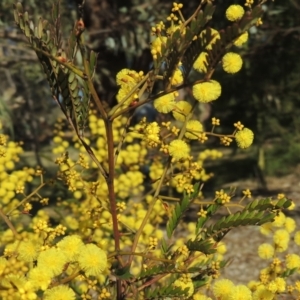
[192,80,221,103]
[154,92,176,113]
[185,120,203,140]
[226,5,245,22]
[172,101,192,121]
[77,244,107,277]
[222,52,243,74]
[28,267,52,291]
[43,285,76,300]
[286,254,300,269]
[193,52,208,73]
[213,279,235,299]
[168,139,190,160]
[228,285,252,300]
[258,243,274,260]
[171,68,184,86]
[234,31,249,47]
[235,128,254,149]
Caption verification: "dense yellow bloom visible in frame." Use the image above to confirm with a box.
[174,280,194,298]
[169,140,190,160]
[173,275,194,298]
[235,128,254,149]
[228,285,252,300]
[43,285,76,300]
[222,52,243,74]
[286,254,300,269]
[151,36,167,53]
[28,267,52,291]
[284,217,296,233]
[144,122,161,147]
[193,52,208,73]
[213,279,235,299]
[154,92,176,113]
[200,28,220,50]
[294,231,300,246]
[274,229,290,244]
[267,278,286,293]
[57,235,84,261]
[38,248,68,276]
[116,69,141,86]
[17,240,40,262]
[172,101,192,121]
[185,120,203,139]
[234,32,249,47]
[274,229,290,251]
[273,211,286,227]
[77,244,107,277]
[252,286,274,300]
[226,5,245,21]
[171,68,184,86]
[192,80,221,103]
[258,243,274,259]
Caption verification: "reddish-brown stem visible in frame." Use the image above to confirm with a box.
[105,120,123,299]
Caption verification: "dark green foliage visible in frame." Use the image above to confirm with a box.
[139,263,176,280]
[145,284,189,299]
[166,182,201,238]
[196,202,221,233]
[193,197,291,249]
[13,2,94,135]
[187,238,217,254]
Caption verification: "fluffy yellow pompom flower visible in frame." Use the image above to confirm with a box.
[226,5,245,21]
[185,120,203,140]
[169,140,190,160]
[17,240,40,262]
[234,32,249,47]
[116,68,140,86]
[235,128,254,149]
[200,28,220,50]
[171,68,184,86]
[273,229,290,251]
[37,248,68,276]
[154,92,176,113]
[284,217,296,233]
[43,285,76,300]
[222,52,243,74]
[172,101,192,121]
[192,80,221,103]
[213,279,235,299]
[258,243,274,260]
[173,278,194,298]
[294,231,300,246]
[228,285,252,300]
[193,52,208,73]
[77,244,107,277]
[57,235,84,261]
[286,254,300,269]
[28,267,52,291]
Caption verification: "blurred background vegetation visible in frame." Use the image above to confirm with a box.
[0,0,299,194]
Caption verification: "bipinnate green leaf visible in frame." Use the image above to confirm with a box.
[281,268,298,278]
[186,238,216,255]
[114,265,132,280]
[197,197,291,243]
[166,182,200,238]
[13,1,93,134]
[196,202,221,234]
[145,284,189,299]
[139,263,176,280]
[204,6,263,72]
[154,1,216,86]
